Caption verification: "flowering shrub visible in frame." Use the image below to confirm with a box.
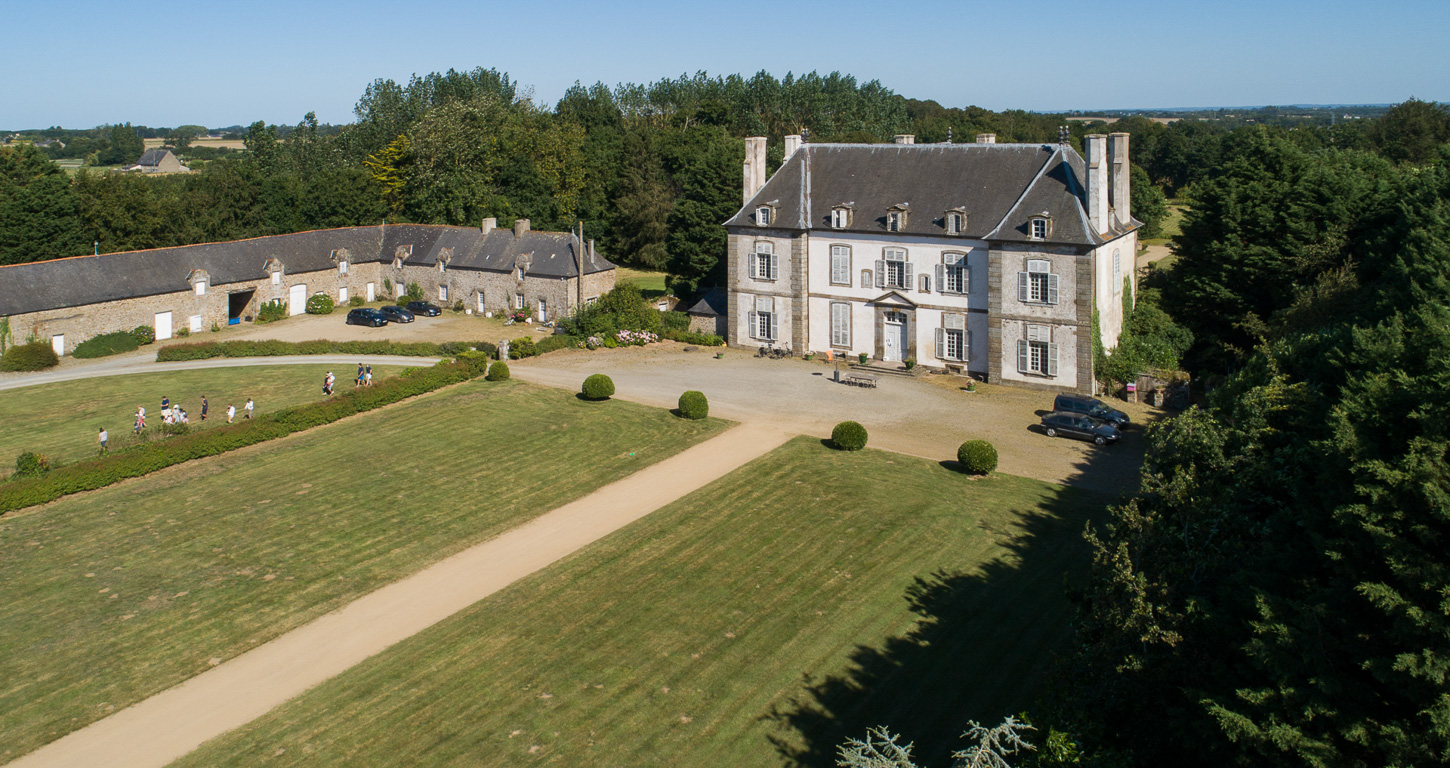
[577,335,605,350]
[507,309,530,323]
[615,329,658,347]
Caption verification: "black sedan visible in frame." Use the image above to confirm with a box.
[379,305,415,323]
[1053,393,1131,427]
[345,308,388,327]
[406,301,443,317]
[1040,411,1121,446]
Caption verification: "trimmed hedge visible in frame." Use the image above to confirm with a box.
[831,420,868,451]
[662,328,725,346]
[581,373,615,401]
[0,360,488,515]
[508,337,537,359]
[957,440,998,475]
[678,390,709,420]
[155,339,497,362]
[485,360,510,381]
[73,331,141,359]
[535,334,579,355]
[1,341,60,372]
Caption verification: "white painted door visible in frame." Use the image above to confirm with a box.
[51,334,64,356]
[537,298,547,322]
[155,311,173,340]
[883,311,906,362]
[366,282,375,302]
[289,284,306,316]
[189,315,203,332]
[339,287,348,303]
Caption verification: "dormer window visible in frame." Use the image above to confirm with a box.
[886,205,909,232]
[1028,214,1052,241]
[393,244,411,269]
[338,260,349,275]
[437,260,446,274]
[831,206,852,229]
[756,205,773,226]
[945,210,966,235]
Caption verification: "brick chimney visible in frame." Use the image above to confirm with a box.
[1109,132,1131,227]
[893,134,915,145]
[783,134,801,159]
[743,137,767,203]
[513,218,530,237]
[975,133,996,144]
[1084,134,1109,235]
[481,217,496,235]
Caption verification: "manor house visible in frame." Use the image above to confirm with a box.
[724,132,1140,393]
[0,219,615,355]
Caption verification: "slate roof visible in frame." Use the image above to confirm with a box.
[685,287,727,317]
[723,142,1138,246]
[0,224,615,316]
[136,148,173,167]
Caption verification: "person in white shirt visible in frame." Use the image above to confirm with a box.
[226,404,236,423]
[244,398,254,419]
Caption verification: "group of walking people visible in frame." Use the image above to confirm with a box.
[128,393,252,437]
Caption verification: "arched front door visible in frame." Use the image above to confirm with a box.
[883,310,908,362]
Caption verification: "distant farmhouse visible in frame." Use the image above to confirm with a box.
[128,148,189,174]
[0,220,615,356]
[724,132,1140,393]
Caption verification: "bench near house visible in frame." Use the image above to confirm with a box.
[723,131,1140,393]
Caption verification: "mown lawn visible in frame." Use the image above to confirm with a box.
[0,365,402,471]
[615,267,669,298]
[0,380,726,761]
[175,437,1106,768]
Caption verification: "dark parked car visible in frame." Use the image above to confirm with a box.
[1041,411,1121,446]
[379,305,415,323]
[1052,393,1130,426]
[345,308,388,327]
[405,301,442,317]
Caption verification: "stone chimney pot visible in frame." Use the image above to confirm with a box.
[513,218,530,237]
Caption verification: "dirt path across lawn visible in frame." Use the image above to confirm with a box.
[7,421,791,768]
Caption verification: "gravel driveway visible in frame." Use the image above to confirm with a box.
[514,345,1158,494]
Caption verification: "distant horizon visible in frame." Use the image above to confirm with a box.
[2,0,1444,129]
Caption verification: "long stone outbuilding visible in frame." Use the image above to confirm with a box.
[0,218,616,355]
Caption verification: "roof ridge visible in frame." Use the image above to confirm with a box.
[985,147,1061,239]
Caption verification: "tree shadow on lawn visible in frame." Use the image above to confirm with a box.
[764,487,1108,767]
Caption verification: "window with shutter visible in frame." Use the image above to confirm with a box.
[883,248,908,289]
[830,245,851,285]
[874,260,886,289]
[831,302,850,347]
[1017,339,1030,373]
[769,312,778,341]
[935,328,945,360]
[920,274,931,293]
[1047,273,1059,304]
[748,310,758,339]
[1047,343,1059,376]
[942,253,967,294]
[753,242,774,282]
[769,253,779,281]
[1018,271,1030,302]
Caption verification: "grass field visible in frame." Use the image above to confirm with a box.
[1142,202,1186,247]
[615,267,669,299]
[0,380,727,761]
[175,437,1106,768]
[0,365,402,471]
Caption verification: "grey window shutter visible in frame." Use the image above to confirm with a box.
[963,264,971,294]
[1048,343,1059,376]
[935,327,945,360]
[770,253,779,281]
[748,310,757,339]
[1018,272,1029,302]
[875,260,886,289]
[747,253,756,280]
[904,261,914,289]
[1048,273,1060,305]
[965,330,972,362]
[935,263,945,292]
[769,311,779,341]
[1017,339,1029,372]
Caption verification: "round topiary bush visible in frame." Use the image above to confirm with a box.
[678,390,709,420]
[306,293,335,315]
[0,341,60,372]
[957,439,998,475]
[131,325,156,345]
[485,360,511,381]
[831,420,868,451]
[581,373,615,401]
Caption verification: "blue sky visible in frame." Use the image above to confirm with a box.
[2,0,1444,129]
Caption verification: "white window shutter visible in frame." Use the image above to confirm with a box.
[769,312,779,341]
[903,261,914,289]
[1048,273,1060,305]
[1017,339,1029,373]
[747,253,756,280]
[935,263,945,292]
[935,327,945,360]
[965,330,972,362]
[1018,272,1029,302]
[964,264,971,293]
[748,311,758,339]
[770,253,779,281]
[875,260,886,289]
[1048,343,1059,376]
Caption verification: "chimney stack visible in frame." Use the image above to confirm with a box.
[513,218,530,237]
[481,217,496,235]
[893,134,915,145]
[975,133,996,144]
[1084,135,1109,235]
[743,136,767,203]
[1109,132,1131,227]
[783,134,801,159]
